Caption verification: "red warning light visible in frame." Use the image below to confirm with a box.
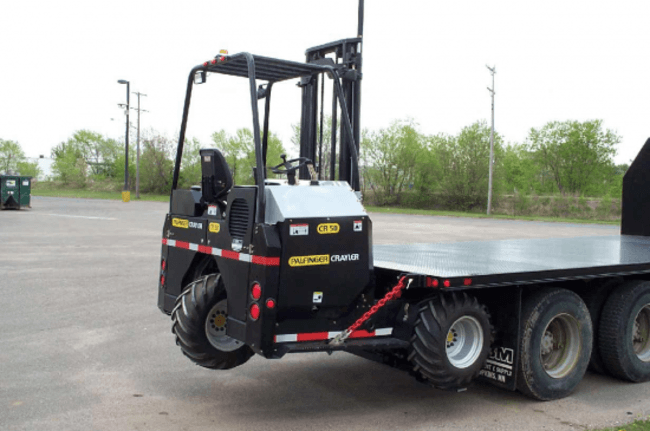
[251,282,262,300]
[266,298,276,309]
[463,278,472,286]
[443,280,451,288]
[250,303,260,320]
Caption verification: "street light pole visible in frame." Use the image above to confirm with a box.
[132,91,147,199]
[486,65,496,215]
[118,80,130,198]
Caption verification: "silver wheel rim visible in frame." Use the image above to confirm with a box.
[446,316,484,369]
[205,299,243,352]
[539,313,581,379]
[633,305,650,362]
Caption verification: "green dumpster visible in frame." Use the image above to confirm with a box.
[1,176,32,210]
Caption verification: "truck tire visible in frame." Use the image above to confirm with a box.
[517,288,592,400]
[408,292,493,391]
[171,274,254,369]
[599,280,650,382]
[582,280,620,375]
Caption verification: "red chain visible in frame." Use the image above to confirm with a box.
[345,275,408,334]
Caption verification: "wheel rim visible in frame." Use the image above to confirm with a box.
[633,305,650,362]
[205,299,243,352]
[539,313,581,379]
[446,316,484,369]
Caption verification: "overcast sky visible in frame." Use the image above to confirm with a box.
[1,0,648,165]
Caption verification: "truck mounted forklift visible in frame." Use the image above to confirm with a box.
[158,2,650,400]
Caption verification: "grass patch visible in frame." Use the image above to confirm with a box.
[591,418,650,431]
[33,184,168,202]
[365,205,620,226]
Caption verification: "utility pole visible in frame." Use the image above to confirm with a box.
[132,91,148,199]
[117,80,130,201]
[486,65,496,215]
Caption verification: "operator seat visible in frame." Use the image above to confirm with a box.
[200,148,232,207]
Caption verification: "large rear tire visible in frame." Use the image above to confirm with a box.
[172,274,254,369]
[599,280,650,382]
[517,288,592,400]
[408,292,493,390]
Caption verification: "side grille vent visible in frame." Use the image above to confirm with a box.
[228,198,249,239]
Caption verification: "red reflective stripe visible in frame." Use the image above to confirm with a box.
[162,237,278,267]
[297,332,329,342]
[175,241,190,249]
[198,245,212,254]
[221,250,240,260]
[251,255,280,266]
[348,329,376,339]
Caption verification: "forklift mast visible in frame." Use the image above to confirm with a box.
[298,1,364,191]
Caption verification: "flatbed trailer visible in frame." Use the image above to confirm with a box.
[157,1,650,401]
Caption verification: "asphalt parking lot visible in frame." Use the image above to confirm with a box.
[1,197,648,431]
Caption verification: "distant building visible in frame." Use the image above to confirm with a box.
[25,155,55,181]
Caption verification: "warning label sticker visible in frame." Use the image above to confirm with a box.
[290,224,309,236]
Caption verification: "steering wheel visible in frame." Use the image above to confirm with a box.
[270,154,312,185]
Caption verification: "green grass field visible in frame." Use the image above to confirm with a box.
[32,187,169,202]
[31,186,621,226]
[592,418,650,431]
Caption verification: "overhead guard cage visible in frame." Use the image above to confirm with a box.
[170,53,362,225]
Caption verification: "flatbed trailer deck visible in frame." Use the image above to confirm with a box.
[374,235,650,288]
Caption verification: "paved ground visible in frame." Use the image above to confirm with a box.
[1,197,647,431]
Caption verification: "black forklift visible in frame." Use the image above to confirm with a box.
[158,2,650,400]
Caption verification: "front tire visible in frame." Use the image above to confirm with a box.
[517,288,592,400]
[171,274,254,369]
[599,280,650,382]
[408,292,493,390]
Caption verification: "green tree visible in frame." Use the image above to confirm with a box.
[51,141,87,186]
[0,139,26,174]
[433,121,504,211]
[212,128,287,186]
[17,160,42,178]
[139,132,174,194]
[178,137,202,188]
[362,119,426,205]
[527,120,619,196]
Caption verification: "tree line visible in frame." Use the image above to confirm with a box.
[0,117,625,212]
[360,118,623,211]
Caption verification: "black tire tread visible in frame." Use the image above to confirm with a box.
[516,288,592,400]
[171,274,254,370]
[409,292,493,390]
[599,280,650,382]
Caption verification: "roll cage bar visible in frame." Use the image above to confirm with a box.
[170,52,361,225]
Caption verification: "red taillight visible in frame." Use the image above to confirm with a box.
[266,298,276,309]
[426,277,439,288]
[219,56,225,61]
[250,303,260,320]
[203,61,208,67]
[251,282,262,300]
[464,278,472,286]
[161,260,166,271]
[160,275,165,286]
[443,280,451,288]
[211,59,217,65]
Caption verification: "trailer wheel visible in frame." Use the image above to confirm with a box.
[171,274,254,369]
[517,288,592,400]
[408,292,493,390]
[599,280,650,382]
